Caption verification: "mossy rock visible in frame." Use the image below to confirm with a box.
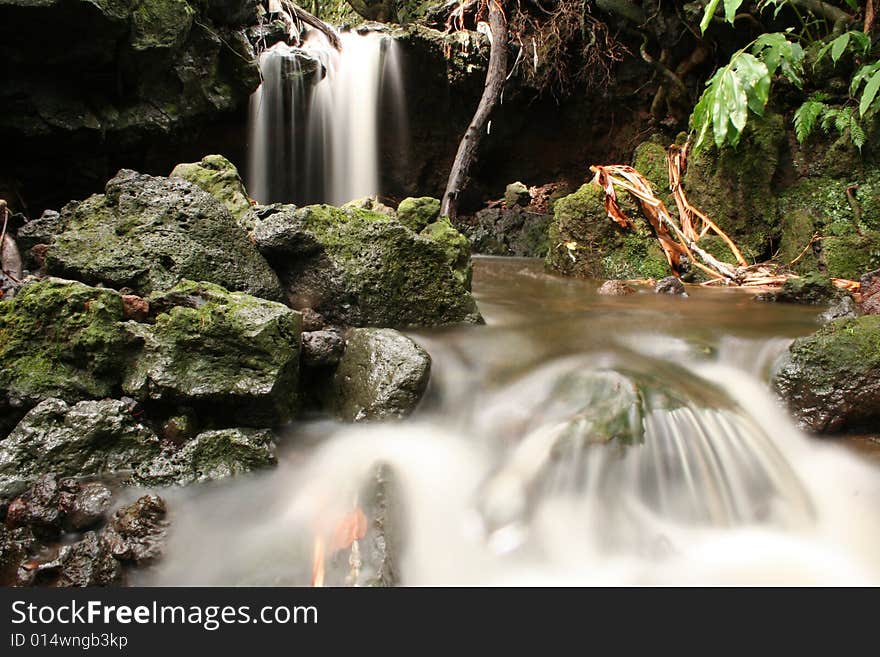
[123,280,302,427]
[420,218,472,287]
[757,272,837,304]
[546,182,670,279]
[632,140,671,206]
[45,169,283,301]
[774,315,880,432]
[397,196,440,232]
[170,154,252,229]
[684,112,786,262]
[0,278,137,436]
[252,203,482,328]
[131,0,195,51]
[820,232,880,279]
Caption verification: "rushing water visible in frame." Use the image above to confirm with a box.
[247,30,407,206]
[139,259,880,586]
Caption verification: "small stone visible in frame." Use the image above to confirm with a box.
[598,280,636,296]
[654,276,688,296]
[302,330,346,368]
[504,182,531,208]
[101,495,168,565]
[121,294,149,322]
[62,482,113,532]
[300,307,325,332]
[160,413,197,443]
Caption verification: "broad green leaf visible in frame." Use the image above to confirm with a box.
[861,70,880,116]
[724,0,743,24]
[701,0,721,34]
[734,53,770,116]
[831,33,850,64]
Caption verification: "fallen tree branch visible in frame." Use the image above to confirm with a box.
[277,0,341,50]
[441,0,508,220]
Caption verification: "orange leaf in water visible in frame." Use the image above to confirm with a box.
[329,507,368,552]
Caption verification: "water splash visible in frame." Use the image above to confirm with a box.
[247,30,407,206]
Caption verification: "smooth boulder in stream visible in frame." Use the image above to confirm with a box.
[331,328,431,422]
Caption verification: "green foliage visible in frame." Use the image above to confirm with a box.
[700,0,744,34]
[815,30,871,65]
[793,96,866,149]
[793,93,828,142]
[691,33,803,152]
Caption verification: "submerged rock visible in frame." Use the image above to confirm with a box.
[598,280,636,296]
[252,203,481,327]
[774,315,880,432]
[132,428,277,487]
[170,154,253,229]
[331,328,431,422]
[0,398,162,503]
[123,280,302,427]
[654,276,688,296]
[546,183,670,280]
[44,170,283,300]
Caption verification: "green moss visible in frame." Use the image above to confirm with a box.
[684,112,785,260]
[170,154,252,229]
[546,182,671,279]
[632,140,671,205]
[397,197,440,232]
[131,0,194,51]
[790,315,880,376]
[821,232,880,279]
[420,218,472,286]
[0,279,135,434]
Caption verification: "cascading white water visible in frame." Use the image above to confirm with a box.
[247,30,407,206]
[139,258,880,586]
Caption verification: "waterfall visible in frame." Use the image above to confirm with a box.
[247,30,407,206]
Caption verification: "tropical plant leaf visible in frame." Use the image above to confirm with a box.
[861,69,880,116]
[700,0,722,34]
[831,32,850,64]
[850,116,867,149]
[724,0,743,24]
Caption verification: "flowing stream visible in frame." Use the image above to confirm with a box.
[138,258,880,586]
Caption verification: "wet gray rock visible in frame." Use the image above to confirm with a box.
[773,315,880,432]
[302,330,346,369]
[47,531,122,587]
[132,429,277,487]
[16,210,63,268]
[44,170,283,301]
[0,398,162,503]
[654,276,688,296]
[101,495,168,565]
[0,526,36,585]
[598,280,637,296]
[819,295,858,323]
[63,482,113,532]
[332,329,431,422]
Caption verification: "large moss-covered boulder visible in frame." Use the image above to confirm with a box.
[123,280,301,426]
[170,154,252,228]
[331,328,431,422]
[419,217,472,286]
[684,112,786,261]
[0,278,137,436]
[132,428,277,486]
[252,204,482,327]
[45,170,283,300]
[773,315,880,432]
[546,182,669,279]
[0,398,163,503]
